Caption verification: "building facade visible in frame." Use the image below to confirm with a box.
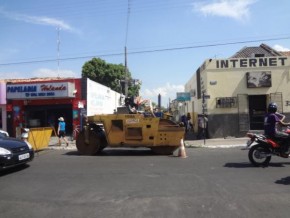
[6,78,83,137]
[0,82,7,132]
[3,77,123,137]
[184,44,290,138]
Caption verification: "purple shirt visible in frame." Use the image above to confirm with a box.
[264,113,280,136]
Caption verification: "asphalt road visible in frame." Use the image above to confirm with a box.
[1,147,290,218]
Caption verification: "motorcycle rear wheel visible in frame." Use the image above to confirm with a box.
[248,144,272,167]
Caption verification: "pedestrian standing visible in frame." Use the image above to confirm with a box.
[197,114,208,139]
[180,114,188,132]
[58,117,69,146]
[187,112,193,132]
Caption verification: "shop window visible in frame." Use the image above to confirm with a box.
[216,97,237,108]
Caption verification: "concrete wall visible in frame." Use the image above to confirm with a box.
[208,112,290,138]
[208,114,243,138]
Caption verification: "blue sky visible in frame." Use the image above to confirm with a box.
[0,0,289,106]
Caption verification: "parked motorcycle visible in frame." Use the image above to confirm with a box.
[246,131,290,167]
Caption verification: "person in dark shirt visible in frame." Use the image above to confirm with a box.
[181,115,188,132]
[264,102,290,156]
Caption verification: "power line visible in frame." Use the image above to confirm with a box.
[11,0,194,19]
[0,36,289,66]
[125,0,131,46]
[129,36,290,54]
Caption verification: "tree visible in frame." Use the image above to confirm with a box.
[82,58,140,96]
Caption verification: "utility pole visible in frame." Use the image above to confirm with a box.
[202,91,210,145]
[57,27,61,77]
[124,46,128,97]
[158,94,161,109]
[202,91,206,145]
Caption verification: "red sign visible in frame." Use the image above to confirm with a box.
[6,104,13,112]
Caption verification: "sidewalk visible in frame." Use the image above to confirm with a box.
[184,137,248,148]
[183,131,247,148]
[47,136,77,150]
[47,134,248,151]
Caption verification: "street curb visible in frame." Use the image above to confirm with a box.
[184,137,248,148]
[47,137,248,151]
[184,144,246,148]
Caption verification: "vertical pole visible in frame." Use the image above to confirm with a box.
[57,27,60,77]
[80,111,83,132]
[203,117,206,145]
[158,94,161,109]
[202,91,206,145]
[124,46,128,97]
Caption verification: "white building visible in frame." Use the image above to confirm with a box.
[183,44,290,138]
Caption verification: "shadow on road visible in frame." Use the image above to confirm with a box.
[224,162,254,168]
[275,176,290,185]
[64,148,161,156]
[0,164,30,177]
[64,151,80,156]
[102,149,157,156]
[224,162,290,168]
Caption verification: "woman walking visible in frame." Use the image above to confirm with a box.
[57,117,69,146]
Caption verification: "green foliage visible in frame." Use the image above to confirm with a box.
[82,58,140,96]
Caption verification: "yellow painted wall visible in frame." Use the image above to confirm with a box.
[186,57,290,115]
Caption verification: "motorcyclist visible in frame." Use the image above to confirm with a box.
[264,102,290,156]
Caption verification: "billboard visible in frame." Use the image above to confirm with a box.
[246,71,272,88]
[6,82,76,99]
[176,92,191,101]
[86,78,122,116]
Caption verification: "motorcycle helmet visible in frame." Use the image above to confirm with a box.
[268,102,277,113]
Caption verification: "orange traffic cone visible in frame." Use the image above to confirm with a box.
[178,138,187,158]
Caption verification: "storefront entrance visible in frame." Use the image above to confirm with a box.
[248,95,267,130]
[25,104,73,134]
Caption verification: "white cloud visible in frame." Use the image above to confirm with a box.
[140,83,184,105]
[0,48,20,62]
[193,0,257,21]
[0,71,26,79]
[0,68,79,79]
[273,44,290,52]
[0,8,78,32]
[31,68,80,78]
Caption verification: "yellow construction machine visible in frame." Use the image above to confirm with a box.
[76,105,185,155]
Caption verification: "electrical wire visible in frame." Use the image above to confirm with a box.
[0,36,289,66]
[9,0,193,18]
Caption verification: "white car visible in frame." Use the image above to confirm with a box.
[0,130,9,137]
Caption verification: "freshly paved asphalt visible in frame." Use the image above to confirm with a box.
[2,143,290,218]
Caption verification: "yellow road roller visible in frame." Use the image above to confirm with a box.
[76,110,185,155]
